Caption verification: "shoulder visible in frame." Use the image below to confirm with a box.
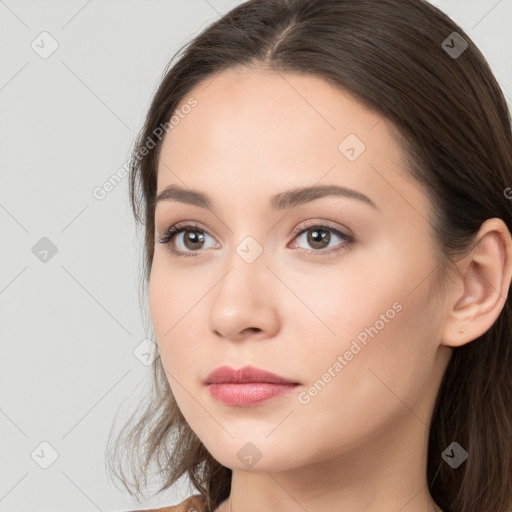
[128,494,206,512]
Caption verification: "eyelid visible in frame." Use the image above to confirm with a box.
[289,219,352,239]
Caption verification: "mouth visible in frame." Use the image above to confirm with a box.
[203,364,301,407]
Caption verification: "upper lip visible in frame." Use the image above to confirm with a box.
[204,365,300,385]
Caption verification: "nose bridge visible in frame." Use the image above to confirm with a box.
[217,234,270,302]
[219,210,270,280]
[207,232,280,338]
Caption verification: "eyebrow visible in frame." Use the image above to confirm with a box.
[153,183,378,211]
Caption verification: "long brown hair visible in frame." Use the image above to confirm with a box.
[105,1,512,511]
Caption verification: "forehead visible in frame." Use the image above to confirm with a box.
[161,66,385,161]
[156,67,429,221]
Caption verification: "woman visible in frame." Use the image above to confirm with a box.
[106,1,512,511]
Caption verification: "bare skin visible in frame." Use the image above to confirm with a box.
[149,66,512,512]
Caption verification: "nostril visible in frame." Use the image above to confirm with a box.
[245,327,262,335]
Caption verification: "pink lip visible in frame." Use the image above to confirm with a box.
[203,365,299,385]
[207,382,298,406]
[203,365,300,407]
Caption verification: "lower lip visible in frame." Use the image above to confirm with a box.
[206,382,299,406]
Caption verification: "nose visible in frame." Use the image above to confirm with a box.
[207,253,281,342]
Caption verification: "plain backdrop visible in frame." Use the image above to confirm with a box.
[1,1,511,511]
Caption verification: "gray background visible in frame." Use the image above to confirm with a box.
[1,1,511,511]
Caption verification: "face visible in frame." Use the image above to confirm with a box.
[149,66,451,472]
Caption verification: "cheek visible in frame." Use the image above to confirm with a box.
[291,240,436,386]
[148,261,171,339]
[148,258,209,378]
[293,265,438,440]
[148,260,187,377]
[149,256,199,337]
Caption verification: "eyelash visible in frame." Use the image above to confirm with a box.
[156,221,354,259]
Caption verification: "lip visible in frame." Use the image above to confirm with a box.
[207,382,298,406]
[203,365,300,385]
[203,365,300,407]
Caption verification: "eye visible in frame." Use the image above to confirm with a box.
[157,220,354,259]
[288,221,354,256]
[156,222,217,259]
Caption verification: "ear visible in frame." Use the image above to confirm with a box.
[441,218,512,347]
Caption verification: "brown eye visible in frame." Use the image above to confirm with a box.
[157,222,216,259]
[181,230,205,250]
[290,223,353,255]
[305,227,331,250]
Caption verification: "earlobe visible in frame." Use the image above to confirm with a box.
[441,218,512,348]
